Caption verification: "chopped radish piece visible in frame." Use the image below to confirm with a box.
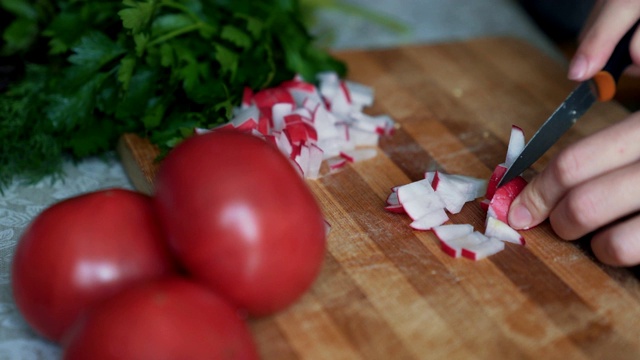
[344,80,374,109]
[484,216,525,245]
[440,231,504,260]
[271,103,294,132]
[241,87,253,108]
[348,127,380,147]
[440,231,488,258]
[432,171,487,214]
[425,171,436,184]
[396,179,446,221]
[480,198,490,212]
[485,163,507,200]
[432,224,474,242]
[384,204,406,214]
[461,235,505,261]
[487,176,528,225]
[505,125,525,168]
[386,190,399,206]
[339,148,377,163]
[383,123,531,261]
[204,72,395,180]
[326,157,347,171]
[410,208,449,230]
[324,219,332,236]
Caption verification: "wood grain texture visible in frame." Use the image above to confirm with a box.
[117,37,640,359]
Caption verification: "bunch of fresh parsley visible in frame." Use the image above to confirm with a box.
[0,0,347,188]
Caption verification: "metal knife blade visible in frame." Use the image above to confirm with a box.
[496,19,639,188]
[497,81,597,187]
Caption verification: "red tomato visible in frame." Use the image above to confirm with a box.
[154,131,326,316]
[11,189,176,342]
[61,277,259,360]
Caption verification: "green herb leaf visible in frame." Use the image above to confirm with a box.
[221,25,251,49]
[119,0,155,34]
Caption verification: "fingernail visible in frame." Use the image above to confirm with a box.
[509,203,532,230]
[568,54,587,80]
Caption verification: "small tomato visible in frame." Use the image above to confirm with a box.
[11,189,176,341]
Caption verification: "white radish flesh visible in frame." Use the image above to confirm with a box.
[505,125,525,168]
[484,216,525,245]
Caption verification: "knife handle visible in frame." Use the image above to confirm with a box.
[594,19,640,101]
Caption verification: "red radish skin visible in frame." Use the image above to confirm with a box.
[384,204,406,214]
[488,176,528,225]
[485,164,507,200]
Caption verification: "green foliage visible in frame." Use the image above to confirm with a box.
[0,0,347,188]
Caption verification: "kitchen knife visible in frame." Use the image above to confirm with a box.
[497,20,640,188]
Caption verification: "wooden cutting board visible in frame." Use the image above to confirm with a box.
[117,37,640,359]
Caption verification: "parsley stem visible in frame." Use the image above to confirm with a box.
[159,1,201,23]
[147,23,203,47]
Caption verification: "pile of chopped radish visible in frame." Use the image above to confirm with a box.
[385,125,529,261]
[196,72,395,179]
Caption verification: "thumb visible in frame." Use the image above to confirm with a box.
[507,174,557,230]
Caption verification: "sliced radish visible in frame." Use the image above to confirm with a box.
[344,80,374,109]
[505,125,525,168]
[396,179,446,221]
[348,127,380,147]
[485,163,507,200]
[410,208,449,230]
[271,103,294,132]
[432,171,487,214]
[432,224,474,242]
[484,216,525,245]
[440,231,488,258]
[384,204,406,214]
[241,86,253,108]
[207,73,396,180]
[339,148,377,163]
[386,190,399,206]
[460,235,505,261]
[480,198,490,212]
[326,157,347,171]
[425,171,436,184]
[324,219,332,236]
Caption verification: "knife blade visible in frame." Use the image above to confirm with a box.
[497,20,640,188]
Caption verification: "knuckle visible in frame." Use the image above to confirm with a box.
[551,147,584,188]
[563,187,602,231]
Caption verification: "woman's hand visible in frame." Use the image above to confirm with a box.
[508,112,640,266]
[568,0,640,81]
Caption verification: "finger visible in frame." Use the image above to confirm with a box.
[548,160,640,240]
[508,112,640,229]
[591,214,640,266]
[624,64,640,77]
[569,1,640,81]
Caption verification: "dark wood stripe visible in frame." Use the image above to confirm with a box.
[378,126,442,182]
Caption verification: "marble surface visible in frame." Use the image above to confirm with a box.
[0,1,560,358]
